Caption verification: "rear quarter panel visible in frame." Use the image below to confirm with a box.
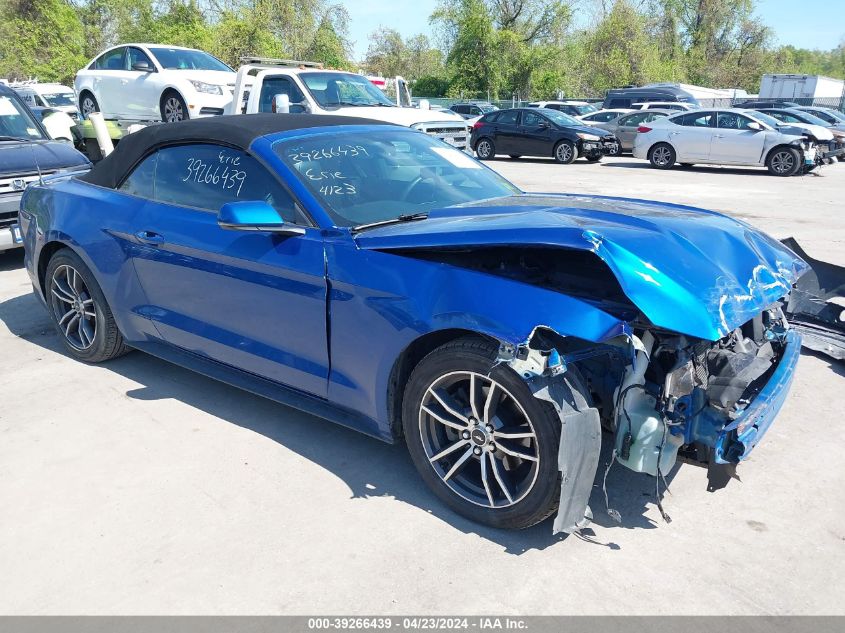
[21,178,160,343]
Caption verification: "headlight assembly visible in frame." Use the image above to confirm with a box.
[577,132,601,141]
[189,80,224,95]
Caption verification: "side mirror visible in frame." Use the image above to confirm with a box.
[217,201,305,236]
[747,121,763,131]
[272,94,290,113]
[132,61,154,72]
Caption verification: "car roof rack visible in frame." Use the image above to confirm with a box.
[239,57,324,69]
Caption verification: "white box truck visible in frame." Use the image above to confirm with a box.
[759,74,845,100]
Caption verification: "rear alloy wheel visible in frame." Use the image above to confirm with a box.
[475,138,495,160]
[45,249,130,363]
[767,147,800,176]
[79,93,99,119]
[161,91,188,123]
[553,140,576,164]
[403,337,564,529]
[649,143,676,169]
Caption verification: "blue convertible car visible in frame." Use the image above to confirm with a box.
[20,114,808,532]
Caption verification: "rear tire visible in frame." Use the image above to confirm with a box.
[402,337,565,530]
[44,248,130,363]
[648,143,676,169]
[475,138,495,160]
[766,146,801,176]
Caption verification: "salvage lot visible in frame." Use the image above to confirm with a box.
[1,156,844,614]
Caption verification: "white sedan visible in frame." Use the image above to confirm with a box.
[633,108,816,176]
[74,44,237,122]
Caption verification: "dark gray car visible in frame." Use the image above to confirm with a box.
[594,109,673,154]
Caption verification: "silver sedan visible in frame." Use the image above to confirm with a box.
[594,109,673,154]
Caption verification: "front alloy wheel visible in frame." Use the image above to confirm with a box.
[162,94,187,122]
[419,371,540,509]
[403,337,564,529]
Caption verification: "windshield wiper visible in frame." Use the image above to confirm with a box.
[351,212,429,234]
[0,135,33,142]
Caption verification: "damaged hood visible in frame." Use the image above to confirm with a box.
[354,194,809,341]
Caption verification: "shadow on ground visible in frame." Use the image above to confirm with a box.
[2,284,687,555]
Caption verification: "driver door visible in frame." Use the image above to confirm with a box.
[122,47,161,120]
[518,110,553,155]
[710,112,767,164]
[127,142,330,397]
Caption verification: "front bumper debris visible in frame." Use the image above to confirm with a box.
[781,238,845,361]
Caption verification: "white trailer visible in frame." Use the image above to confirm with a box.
[759,74,845,100]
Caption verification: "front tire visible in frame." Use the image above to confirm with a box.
[648,143,676,169]
[161,91,188,122]
[553,140,577,164]
[45,249,130,363]
[79,92,99,119]
[402,337,563,530]
[475,138,495,160]
[767,146,801,176]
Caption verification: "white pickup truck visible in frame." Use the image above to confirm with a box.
[227,59,470,150]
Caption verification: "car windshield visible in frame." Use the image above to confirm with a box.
[749,112,781,129]
[0,95,45,140]
[787,109,832,127]
[274,130,519,227]
[571,104,598,115]
[148,47,232,71]
[823,109,845,123]
[540,109,582,127]
[300,72,396,108]
[41,92,76,107]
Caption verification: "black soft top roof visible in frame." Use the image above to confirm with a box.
[79,113,392,189]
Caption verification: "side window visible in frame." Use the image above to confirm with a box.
[483,111,500,123]
[547,104,562,111]
[644,112,668,123]
[717,113,756,130]
[607,98,630,109]
[127,47,154,70]
[620,112,649,126]
[521,111,544,127]
[596,111,617,122]
[677,112,714,127]
[153,144,301,223]
[95,47,126,71]
[497,110,519,125]
[258,76,306,113]
[118,153,158,198]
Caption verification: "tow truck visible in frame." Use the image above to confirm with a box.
[227,58,470,150]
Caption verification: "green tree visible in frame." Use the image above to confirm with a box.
[0,0,86,83]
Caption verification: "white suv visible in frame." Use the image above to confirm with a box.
[75,44,237,122]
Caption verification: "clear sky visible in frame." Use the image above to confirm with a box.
[344,0,845,61]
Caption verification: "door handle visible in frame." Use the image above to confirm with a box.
[135,230,165,245]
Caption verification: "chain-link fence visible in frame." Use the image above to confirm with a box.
[417,95,845,112]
